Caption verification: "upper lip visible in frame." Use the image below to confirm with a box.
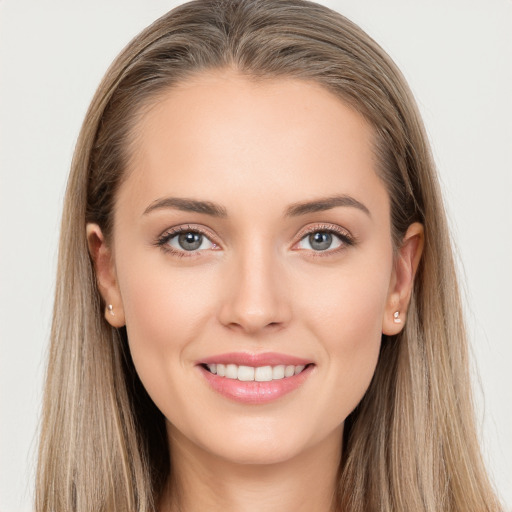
[199,352,313,367]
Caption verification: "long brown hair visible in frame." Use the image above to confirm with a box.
[36,1,502,510]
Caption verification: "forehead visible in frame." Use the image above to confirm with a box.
[118,70,388,219]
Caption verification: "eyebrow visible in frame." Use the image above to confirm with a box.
[143,197,228,217]
[142,194,370,219]
[285,195,371,217]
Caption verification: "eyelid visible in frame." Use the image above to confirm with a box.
[153,222,355,257]
[154,224,221,255]
[292,223,355,252]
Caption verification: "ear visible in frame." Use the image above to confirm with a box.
[86,223,126,328]
[382,222,424,335]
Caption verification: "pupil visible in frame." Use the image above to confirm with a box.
[309,232,332,251]
[178,232,202,251]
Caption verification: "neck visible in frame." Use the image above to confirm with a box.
[159,425,342,512]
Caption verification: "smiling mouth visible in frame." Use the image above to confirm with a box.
[197,352,315,403]
[202,363,311,382]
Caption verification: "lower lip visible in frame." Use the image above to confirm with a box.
[199,365,314,404]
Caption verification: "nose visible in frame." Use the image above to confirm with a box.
[217,243,292,335]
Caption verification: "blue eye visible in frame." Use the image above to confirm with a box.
[296,230,346,251]
[159,230,216,252]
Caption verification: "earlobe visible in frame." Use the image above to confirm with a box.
[382,222,424,335]
[86,223,126,328]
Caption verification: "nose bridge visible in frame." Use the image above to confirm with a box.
[218,236,290,333]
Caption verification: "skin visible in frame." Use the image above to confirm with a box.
[87,70,423,512]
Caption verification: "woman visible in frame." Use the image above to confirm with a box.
[35,0,503,510]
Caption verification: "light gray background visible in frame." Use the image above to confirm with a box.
[1,1,511,510]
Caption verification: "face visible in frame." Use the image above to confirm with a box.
[89,71,419,466]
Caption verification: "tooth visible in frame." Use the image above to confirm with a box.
[255,366,273,382]
[238,365,255,381]
[226,364,238,379]
[272,365,285,379]
[284,365,295,377]
[208,363,308,381]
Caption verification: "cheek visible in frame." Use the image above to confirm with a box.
[114,251,217,402]
[298,249,392,344]
[295,250,393,414]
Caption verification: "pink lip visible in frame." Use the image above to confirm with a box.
[197,352,315,405]
[199,352,311,367]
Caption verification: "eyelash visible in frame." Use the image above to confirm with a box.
[294,224,355,257]
[154,223,356,257]
[154,225,217,258]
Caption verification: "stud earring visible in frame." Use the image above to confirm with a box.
[107,304,115,316]
[393,311,401,324]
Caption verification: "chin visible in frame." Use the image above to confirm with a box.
[197,418,336,467]
[213,438,307,466]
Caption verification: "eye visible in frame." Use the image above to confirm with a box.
[295,228,353,252]
[157,228,217,253]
